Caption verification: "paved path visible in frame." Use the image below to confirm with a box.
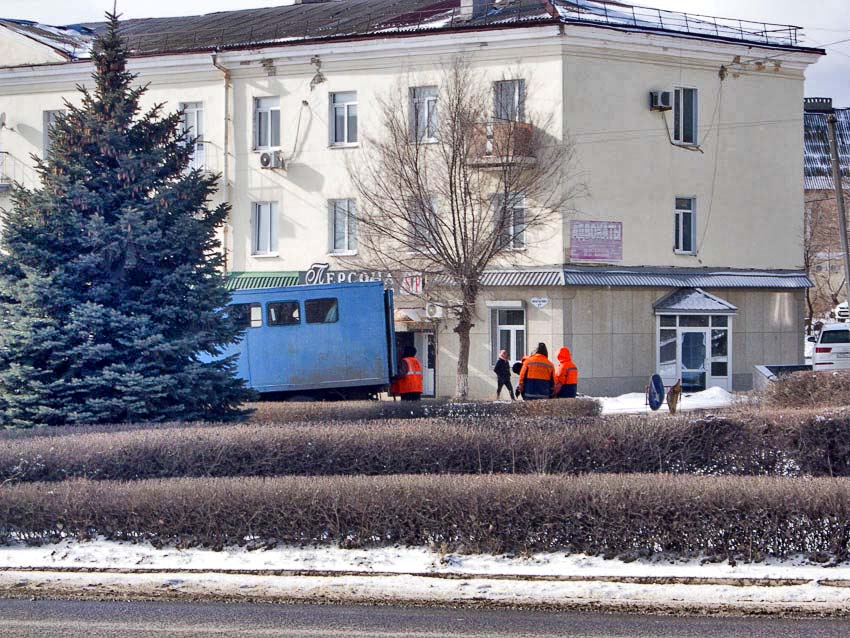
[0,599,849,638]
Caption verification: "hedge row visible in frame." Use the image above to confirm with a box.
[761,370,850,409]
[1,474,848,561]
[1,410,849,482]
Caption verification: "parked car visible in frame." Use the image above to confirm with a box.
[809,323,850,370]
[833,301,849,322]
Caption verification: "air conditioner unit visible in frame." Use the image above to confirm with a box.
[259,150,285,170]
[649,90,672,111]
[425,302,444,319]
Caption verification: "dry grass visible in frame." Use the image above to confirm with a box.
[761,370,850,409]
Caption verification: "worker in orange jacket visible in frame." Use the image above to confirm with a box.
[516,342,555,400]
[390,346,423,401]
[554,346,579,398]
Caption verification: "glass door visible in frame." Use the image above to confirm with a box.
[680,329,708,392]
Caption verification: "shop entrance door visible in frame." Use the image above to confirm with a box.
[679,329,708,392]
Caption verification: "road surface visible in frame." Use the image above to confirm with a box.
[0,599,848,637]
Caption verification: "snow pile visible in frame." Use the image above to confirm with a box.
[598,386,735,415]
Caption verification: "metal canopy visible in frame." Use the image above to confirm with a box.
[652,287,737,315]
[225,271,299,290]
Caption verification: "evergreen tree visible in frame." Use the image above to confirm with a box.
[0,14,251,427]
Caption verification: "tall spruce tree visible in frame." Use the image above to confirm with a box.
[0,14,250,427]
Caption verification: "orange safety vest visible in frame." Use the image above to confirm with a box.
[555,347,578,386]
[396,356,423,394]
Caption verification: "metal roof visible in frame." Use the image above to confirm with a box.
[225,271,299,290]
[479,269,565,287]
[2,1,816,63]
[561,265,812,288]
[804,105,850,191]
[0,19,94,59]
[653,287,737,315]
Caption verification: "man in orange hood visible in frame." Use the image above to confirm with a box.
[554,347,578,398]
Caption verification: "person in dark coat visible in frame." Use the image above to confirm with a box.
[493,349,515,400]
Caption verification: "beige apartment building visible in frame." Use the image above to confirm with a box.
[0,1,824,397]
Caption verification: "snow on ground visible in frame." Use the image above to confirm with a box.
[597,386,735,415]
[0,539,848,612]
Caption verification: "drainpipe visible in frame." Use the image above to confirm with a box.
[211,51,232,273]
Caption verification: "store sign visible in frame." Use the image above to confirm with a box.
[299,262,423,295]
[530,297,549,309]
[570,220,623,262]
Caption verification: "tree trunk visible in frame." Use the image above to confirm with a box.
[805,288,814,335]
[453,288,477,401]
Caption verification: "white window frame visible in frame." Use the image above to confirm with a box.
[656,314,732,392]
[674,196,696,255]
[493,79,526,123]
[251,201,279,256]
[42,109,65,155]
[180,102,205,170]
[494,192,527,250]
[673,87,698,145]
[410,86,438,142]
[329,199,357,254]
[253,97,281,150]
[330,91,358,146]
[489,303,527,366]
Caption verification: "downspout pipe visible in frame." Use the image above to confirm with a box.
[211,51,232,273]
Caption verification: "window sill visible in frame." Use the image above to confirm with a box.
[252,147,282,153]
[252,253,280,259]
[673,250,698,256]
[328,143,359,149]
[672,141,699,148]
[329,250,358,257]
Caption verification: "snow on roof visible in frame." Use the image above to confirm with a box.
[0,18,95,60]
[804,100,850,191]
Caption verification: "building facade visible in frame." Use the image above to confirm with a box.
[0,1,823,397]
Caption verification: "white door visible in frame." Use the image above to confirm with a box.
[414,332,436,396]
[679,329,708,392]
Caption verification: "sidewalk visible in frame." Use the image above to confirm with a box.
[0,539,848,616]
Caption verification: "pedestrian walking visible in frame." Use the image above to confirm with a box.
[516,343,555,400]
[554,346,578,398]
[493,349,516,400]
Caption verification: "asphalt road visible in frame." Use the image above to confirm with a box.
[0,599,848,638]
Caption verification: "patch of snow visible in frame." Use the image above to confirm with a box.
[597,386,735,415]
[0,539,848,612]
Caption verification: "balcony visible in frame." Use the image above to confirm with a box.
[468,121,536,169]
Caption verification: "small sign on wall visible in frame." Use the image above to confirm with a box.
[570,220,623,262]
[530,297,549,309]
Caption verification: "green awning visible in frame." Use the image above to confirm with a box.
[225,271,299,291]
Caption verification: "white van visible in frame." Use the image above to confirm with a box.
[810,324,850,370]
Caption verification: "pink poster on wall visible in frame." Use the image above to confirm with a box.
[569,220,623,262]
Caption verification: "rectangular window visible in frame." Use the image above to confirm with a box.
[305,298,339,324]
[674,197,696,254]
[411,197,437,244]
[330,91,358,145]
[180,102,205,170]
[491,307,526,365]
[410,86,438,141]
[494,193,527,250]
[252,201,278,255]
[43,109,65,155]
[673,87,697,145]
[493,79,525,122]
[254,97,281,149]
[231,303,262,329]
[267,301,300,326]
[329,199,357,253]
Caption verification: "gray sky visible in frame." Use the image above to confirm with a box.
[2,0,848,105]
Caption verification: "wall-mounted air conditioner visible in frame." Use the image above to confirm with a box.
[425,302,444,319]
[649,90,672,111]
[260,150,285,170]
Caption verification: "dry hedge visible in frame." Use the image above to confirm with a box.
[761,370,850,409]
[1,474,848,562]
[1,410,849,482]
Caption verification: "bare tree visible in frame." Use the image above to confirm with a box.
[348,58,581,399]
[804,187,849,329]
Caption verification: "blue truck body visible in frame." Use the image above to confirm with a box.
[218,281,397,399]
